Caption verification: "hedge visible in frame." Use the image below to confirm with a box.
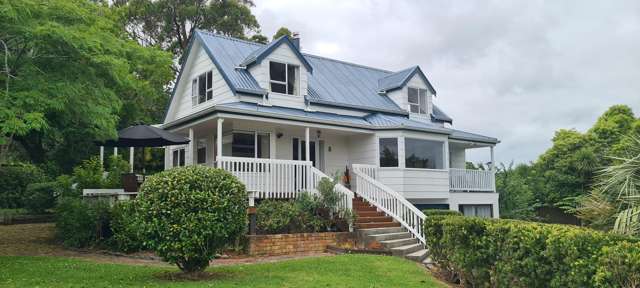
[0,162,46,208]
[424,216,639,287]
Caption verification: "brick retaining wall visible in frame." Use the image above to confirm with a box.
[247,232,355,256]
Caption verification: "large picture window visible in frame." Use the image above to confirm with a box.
[379,138,398,167]
[191,70,213,106]
[408,87,428,114]
[223,131,270,158]
[460,205,493,218]
[405,138,444,169]
[270,61,299,95]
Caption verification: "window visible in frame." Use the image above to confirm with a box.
[269,61,299,95]
[405,138,444,169]
[379,138,398,167]
[408,87,428,114]
[172,148,185,167]
[460,205,493,218]
[196,139,207,164]
[191,70,213,106]
[222,131,270,158]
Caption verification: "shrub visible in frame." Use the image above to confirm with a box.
[24,182,57,213]
[109,200,144,253]
[103,156,130,189]
[72,157,104,191]
[256,200,299,234]
[424,216,640,288]
[55,197,112,248]
[0,162,46,208]
[595,241,640,287]
[423,209,463,217]
[136,166,247,273]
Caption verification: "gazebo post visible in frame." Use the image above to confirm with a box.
[114,147,118,157]
[129,147,134,173]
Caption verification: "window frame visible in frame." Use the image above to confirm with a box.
[459,204,493,218]
[223,130,271,159]
[404,137,445,170]
[269,61,299,96]
[191,70,213,106]
[172,148,186,167]
[407,87,429,115]
[378,137,399,168]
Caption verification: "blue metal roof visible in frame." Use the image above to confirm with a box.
[217,102,371,126]
[377,66,436,94]
[238,35,313,72]
[449,130,499,144]
[432,105,453,123]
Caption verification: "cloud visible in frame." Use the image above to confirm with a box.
[252,0,640,164]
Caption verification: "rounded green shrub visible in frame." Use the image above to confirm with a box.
[256,199,299,234]
[136,166,247,273]
[595,241,640,287]
[0,162,46,208]
[24,182,57,213]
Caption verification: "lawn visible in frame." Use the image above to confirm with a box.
[0,254,446,288]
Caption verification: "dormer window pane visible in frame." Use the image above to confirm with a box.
[198,74,206,104]
[192,70,214,106]
[270,62,286,82]
[408,87,428,115]
[419,89,427,114]
[270,61,299,95]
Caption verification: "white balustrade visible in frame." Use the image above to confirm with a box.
[449,168,496,192]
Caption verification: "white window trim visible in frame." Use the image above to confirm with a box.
[223,130,271,159]
[268,61,299,96]
[377,136,400,168]
[407,86,429,115]
[172,147,186,167]
[404,137,446,170]
[191,70,213,107]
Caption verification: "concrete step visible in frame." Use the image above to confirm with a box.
[367,232,412,242]
[356,211,385,217]
[356,222,401,229]
[358,226,405,236]
[355,216,393,223]
[405,249,428,262]
[380,237,419,249]
[390,243,423,257]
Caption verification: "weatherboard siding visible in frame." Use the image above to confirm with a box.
[170,42,236,122]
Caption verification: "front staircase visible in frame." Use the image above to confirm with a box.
[353,196,432,265]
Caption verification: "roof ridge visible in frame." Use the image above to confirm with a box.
[196,29,401,75]
[196,29,265,47]
[302,53,393,74]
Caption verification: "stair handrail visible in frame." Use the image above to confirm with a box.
[351,164,427,245]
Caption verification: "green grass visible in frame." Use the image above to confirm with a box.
[0,254,445,288]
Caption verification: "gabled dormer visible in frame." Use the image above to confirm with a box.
[379,66,438,121]
[239,35,313,109]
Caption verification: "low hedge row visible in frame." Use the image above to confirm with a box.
[424,215,640,287]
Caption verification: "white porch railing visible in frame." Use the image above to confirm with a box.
[352,164,426,245]
[217,156,353,211]
[449,168,496,192]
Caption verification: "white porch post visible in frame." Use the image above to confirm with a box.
[490,146,495,171]
[217,118,224,163]
[188,128,195,165]
[99,146,104,167]
[114,147,118,157]
[305,127,310,161]
[129,147,134,172]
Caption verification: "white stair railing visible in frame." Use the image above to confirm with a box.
[352,164,426,245]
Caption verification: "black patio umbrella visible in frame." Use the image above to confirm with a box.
[99,125,190,147]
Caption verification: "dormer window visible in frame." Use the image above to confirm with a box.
[269,61,299,95]
[408,87,428,114]
[191,70,213,106]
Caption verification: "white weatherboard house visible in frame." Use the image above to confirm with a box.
[161,31,500,246]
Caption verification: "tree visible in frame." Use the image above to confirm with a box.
[0,0,173,171]
[495,162,537,220]
[249,33,269,44]
[118,0,260,61]
[578,136,640,235]
[137,166,247,273]
[273,26,292,40]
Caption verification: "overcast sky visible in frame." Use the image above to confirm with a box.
[251,0,640,165]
